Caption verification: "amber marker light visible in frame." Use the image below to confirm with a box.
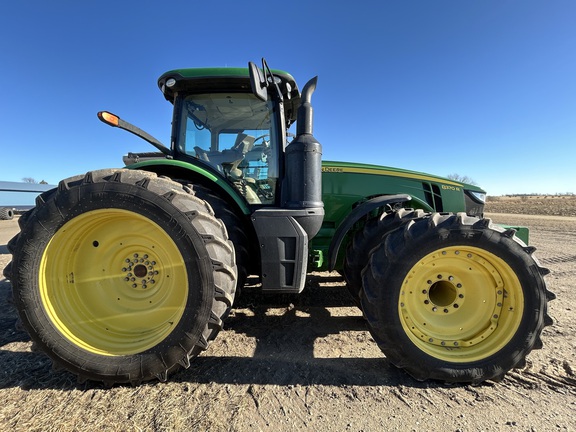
[97,111,120,127]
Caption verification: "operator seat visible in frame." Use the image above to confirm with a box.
[198,134,255,173]
[220,134,256,178]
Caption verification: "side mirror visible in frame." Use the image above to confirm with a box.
[249,61,268,102]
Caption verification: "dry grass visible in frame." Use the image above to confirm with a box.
[485,194,576,217]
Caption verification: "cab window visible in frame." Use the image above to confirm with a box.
[178,93,278,205]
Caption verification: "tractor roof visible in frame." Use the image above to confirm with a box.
[158,67,300,102]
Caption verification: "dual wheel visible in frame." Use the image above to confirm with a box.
[345,211,553,383]
[5,169,237,385]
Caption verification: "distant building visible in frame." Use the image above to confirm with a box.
[0,181,55,211]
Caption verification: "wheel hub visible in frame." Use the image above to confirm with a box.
[121,253,159,289]
[427,278,459,309]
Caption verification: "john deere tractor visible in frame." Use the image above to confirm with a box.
[4,60,553,386]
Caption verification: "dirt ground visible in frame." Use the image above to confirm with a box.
[1,198,575,431]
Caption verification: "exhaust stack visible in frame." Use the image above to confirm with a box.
[282,77,324,238]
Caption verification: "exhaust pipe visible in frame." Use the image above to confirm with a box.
[296,77,318,135]
[282,77,324,238]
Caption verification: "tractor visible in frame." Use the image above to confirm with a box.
[4,60,553,386]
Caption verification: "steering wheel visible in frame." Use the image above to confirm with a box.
[253,134,270,147]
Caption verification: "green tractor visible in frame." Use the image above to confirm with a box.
[4,60,553,386]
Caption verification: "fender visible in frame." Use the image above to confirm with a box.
[327,194,432,270]
[126,159,251,215]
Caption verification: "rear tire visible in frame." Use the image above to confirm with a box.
[7,169,236,385]
[361,212,553,384]
[189,184,251,294]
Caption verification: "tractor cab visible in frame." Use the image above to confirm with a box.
[158,67,301,206]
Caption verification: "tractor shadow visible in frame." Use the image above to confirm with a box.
[0,274,435,390]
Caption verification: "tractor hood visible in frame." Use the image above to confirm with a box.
[321,160,485,194]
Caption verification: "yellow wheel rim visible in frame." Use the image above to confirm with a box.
[399,246,524,362]
[40,209,188,356]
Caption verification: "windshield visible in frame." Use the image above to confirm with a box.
[177,93,279,205]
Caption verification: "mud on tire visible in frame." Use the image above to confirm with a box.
[361,212,554,384]
[5,169,237,386]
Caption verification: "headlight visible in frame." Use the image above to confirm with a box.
[468,191,486,204]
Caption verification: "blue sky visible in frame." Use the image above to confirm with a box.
[1,1,574,195]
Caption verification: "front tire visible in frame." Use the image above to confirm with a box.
[361,213,553,384]
[7,169,236,385]
[343,208,425,305]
